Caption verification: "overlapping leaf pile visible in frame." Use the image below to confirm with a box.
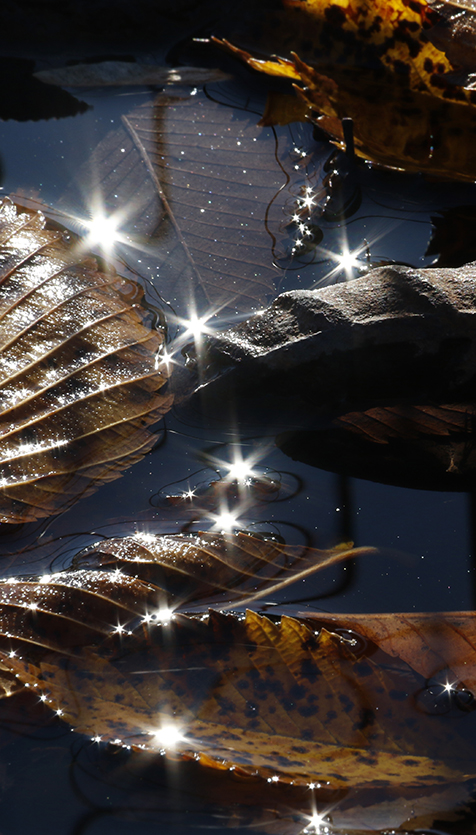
[215,0,476,179]
[0,532,474,801]
[0,199,172,523]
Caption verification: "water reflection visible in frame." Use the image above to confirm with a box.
[1,48,476,835]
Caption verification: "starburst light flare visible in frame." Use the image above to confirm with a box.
[152,722,186,749]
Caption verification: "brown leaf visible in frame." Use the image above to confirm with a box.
[0,605,475,789]
[277,403,476,491]
[0,198,172,523]
[214,0,476,181]
[74,530,368,606]
[305,611,476,696]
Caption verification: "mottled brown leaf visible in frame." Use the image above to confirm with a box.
[214,0,476,180]
[306,611,476,696]
[0,198,172,523]
[0,606,475,789]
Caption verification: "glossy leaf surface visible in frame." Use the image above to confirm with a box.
[0,199,172,523]
[0,604,475,789]
[75,530,367,606]
[215,0,476,180]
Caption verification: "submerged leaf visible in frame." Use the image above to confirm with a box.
[0,199,172,523]
[0,607,475,789]
[60,91,303,317]
[277,402,476,491]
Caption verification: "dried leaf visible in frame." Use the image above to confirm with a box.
[0,607,474,789]
[0,198,172,523]
[34,63,230,88]
[75,530,368,606]
[214,0,476,180]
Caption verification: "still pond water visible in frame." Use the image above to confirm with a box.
[0,58,475,834]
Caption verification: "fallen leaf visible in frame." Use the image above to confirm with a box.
[213,0,476,180]
[74,529,369,606]
[277,403,476,491]
[1,608,474,789]
[0,198,172,523]
[305,611,476,697]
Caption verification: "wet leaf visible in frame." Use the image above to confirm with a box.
[0,607,474,789]
[0,198,172,523]
[74,530,368,606]
[59,90,309,317]
[214,0,476,180]
[306,611,476,697]
[34,63,230,88]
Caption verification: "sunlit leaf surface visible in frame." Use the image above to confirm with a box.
[0,603,475,790]
[75,529,367,606]
[0,199,172,523]
[214,0,476,180]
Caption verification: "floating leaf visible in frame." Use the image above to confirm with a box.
[306,611,476,697]
[75,530,368,606]
[213,0,476,180]
[0,198,172,523]
[0,606,474,789]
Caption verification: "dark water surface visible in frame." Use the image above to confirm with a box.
[0,37,475,835]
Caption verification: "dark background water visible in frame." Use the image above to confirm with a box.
[0,3,475,833]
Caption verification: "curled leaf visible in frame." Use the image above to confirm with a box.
[0,199,172,523]
[75,530,368,606]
